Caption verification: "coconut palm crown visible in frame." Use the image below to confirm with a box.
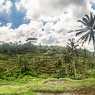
[76,12,95,53]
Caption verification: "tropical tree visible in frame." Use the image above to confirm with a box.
[76,12,95,54]
[67,38,79,56]
[17,55,29,74]
[66,38,79,78]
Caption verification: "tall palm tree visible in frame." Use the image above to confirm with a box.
[76,12,95,54]
[67,38,79,56]
[66,38,79,78]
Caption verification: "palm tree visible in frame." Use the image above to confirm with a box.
[67,38,79,56]
[66,38,79,78]
[76,12,95,54]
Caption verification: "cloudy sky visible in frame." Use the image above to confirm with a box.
[0,0,95,51]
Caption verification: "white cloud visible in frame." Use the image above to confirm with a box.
[0,0,12,13]
[14,20,42,43]
[0,0,94,51]
[0,0,84,44]
[0,26,16,42]
[83,0,95,14]
[15,0,85,20]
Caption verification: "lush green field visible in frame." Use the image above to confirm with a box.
[0,76,95,95]
[0,76,39,95]
[0,44,95,95]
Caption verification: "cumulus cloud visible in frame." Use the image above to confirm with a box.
[0,0,94,51]
[15,0,85,19]
[0,26,15,42]
[0,0,12,13]
[89,0,95,13]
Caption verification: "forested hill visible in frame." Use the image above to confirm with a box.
[0,42,93,56]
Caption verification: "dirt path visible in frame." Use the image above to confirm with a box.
[36,88,95,95]
[37,92,95,95]
[37,93,73,95]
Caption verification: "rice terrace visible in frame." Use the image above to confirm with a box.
[0,0,95,95]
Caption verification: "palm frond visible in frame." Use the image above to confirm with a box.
[92,15,95,29]
[94,15,95,20]
[84,14,89,20]
[90,12,94,20]
[78,20,87,26]
[78,32,90,43]
[76,28,89,36]
[81,36,89,46]
[89,12,94,27]
[88,33,93,44]
[76,12,95,50]
[82,17,89,24]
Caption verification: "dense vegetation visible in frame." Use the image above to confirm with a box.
[0,41,95,80]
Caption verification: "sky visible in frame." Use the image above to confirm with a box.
[0,0,95,51]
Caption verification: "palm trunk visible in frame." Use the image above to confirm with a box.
[93,40,95,56]
[65,64,68,77]
[73,59,77,79]
[92,30,95,56]
[92,34,95,56]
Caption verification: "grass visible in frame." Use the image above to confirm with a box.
[0,76,40,95]
[32,78,95,93]
[0,76,95,95]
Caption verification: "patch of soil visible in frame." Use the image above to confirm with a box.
[74,87,95,95]
[40,80,95,95]
[43,79,65,85]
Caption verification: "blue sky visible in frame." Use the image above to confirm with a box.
[0,0,95,51]
[0,0,30,29]
[0,0,90,29]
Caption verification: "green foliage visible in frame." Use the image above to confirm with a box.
[1,76,95,95]
[0,42,94,80]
